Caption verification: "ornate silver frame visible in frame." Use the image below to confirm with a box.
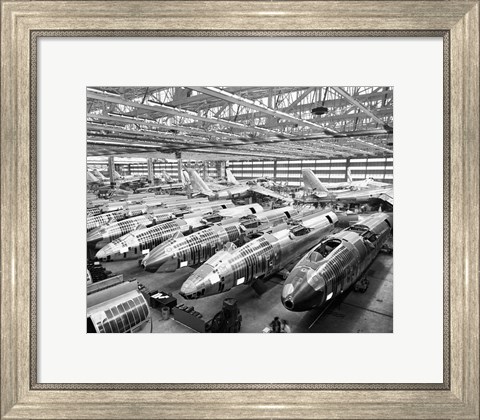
[1,2,478,418]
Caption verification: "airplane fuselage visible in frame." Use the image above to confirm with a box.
[142,206,297,272]
[282,212,393,312]
[180,211,337,299]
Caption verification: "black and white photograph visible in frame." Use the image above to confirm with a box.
[86,86,394,334]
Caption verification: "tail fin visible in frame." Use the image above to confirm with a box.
[163,171,173,182]
[87,171,99,183]
[181,170,191,185]
[347,167,352,183]
[92,169,107,181]
[187,169,213,195]
[113,170,122,180]
[226,168,239,185]
[302,169,329,193]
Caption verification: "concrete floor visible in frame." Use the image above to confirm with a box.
[102,249,393,334]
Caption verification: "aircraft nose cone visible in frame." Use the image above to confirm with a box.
[283,297,295,310]
[95,243,118,259]
[180,279,197,296]
[87,229,103,246]
[95,249,107,259]
[142,251,170,272]
[143,241,179,273]
[282,278,323,312]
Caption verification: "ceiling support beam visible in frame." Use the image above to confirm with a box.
[87,123,330,157]
[283,87,315,112]
[187,87,384,156]
[87,90,279,136]
[349,138,393,154]
[88,123,390,157]
[88,113,239,139]
[331,87,390,128]
[188,86,330,131]
[217,89,393,124]
[86,137,312,160]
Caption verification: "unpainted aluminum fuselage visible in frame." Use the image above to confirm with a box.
[282,212,393,312]
[95,204,264,260]
[141,206,298,273]
[180,210,338,299]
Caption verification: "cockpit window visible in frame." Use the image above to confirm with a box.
[348,224,369,233]
[242,220,260,229]
[202,214,223,224]
[290,225,311,237]
[240,215,260,229]
[364,232,377,243]
[314,238,341,257]
[308,251,324,263]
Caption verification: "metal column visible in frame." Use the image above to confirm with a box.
[147,158,154,184]
[216,161,226,179]
[108,156,115,187]
[203,161,209,180]
[176,152,183,183]
[345,157,351,182]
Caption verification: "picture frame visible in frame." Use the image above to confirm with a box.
[1,1,478,418]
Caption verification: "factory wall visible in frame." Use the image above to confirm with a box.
[88,157,393,186]
[229,157,393,186]
[90,162,217,180]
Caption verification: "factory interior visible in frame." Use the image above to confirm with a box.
[86,86,393,334]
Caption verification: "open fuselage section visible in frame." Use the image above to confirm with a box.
[282,212,393,312]
[95,203,264,260]
[180,210,338,299]
[141,206,298,272]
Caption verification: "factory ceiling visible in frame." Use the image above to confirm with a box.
[87,86,393,160]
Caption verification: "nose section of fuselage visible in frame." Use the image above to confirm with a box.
[281,269,325,312]
[180,265,221,299]
[142,245,175,273]
[87,228,104,246]
[179,278,199,299]
[95,243,119,259]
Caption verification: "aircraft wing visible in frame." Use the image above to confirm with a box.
[322,181,350,190]
[336,187,394,205]
[366,180,392,188]
[249,185,294,204]
[207,181,229,192]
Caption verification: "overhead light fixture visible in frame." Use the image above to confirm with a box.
[383,124,394,134]
[311,106,329,116]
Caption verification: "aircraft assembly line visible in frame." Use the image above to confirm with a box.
[86,86,393,334]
